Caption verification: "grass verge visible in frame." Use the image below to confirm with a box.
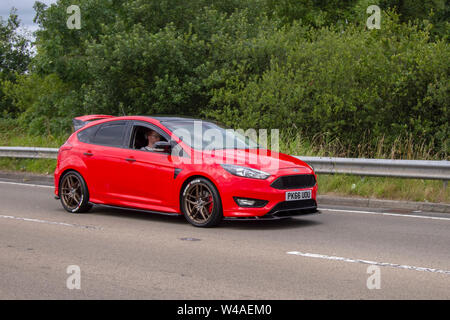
[0,118,68,147]
[317,174,449,203]
[0,158,56,175]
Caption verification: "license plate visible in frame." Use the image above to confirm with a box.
[285,190,312,201]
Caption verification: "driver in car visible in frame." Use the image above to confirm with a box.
[141,129,161,151]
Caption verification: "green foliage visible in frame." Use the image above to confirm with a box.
[264,0,356,27]
[3,1,449,158]
[0,118,67,147]
[0,157,56,175]
[379,0,449,38]
[83,23,208,116]
[4,73,74,134]
[317,174,449,203]
[0,9,31,117]
[206,12,449,157]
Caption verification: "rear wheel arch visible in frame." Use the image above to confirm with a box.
[59,170,92,213]
[58,169,85,195]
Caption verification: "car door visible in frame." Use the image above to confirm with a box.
[81,120,131,204]
[119,121,176,211]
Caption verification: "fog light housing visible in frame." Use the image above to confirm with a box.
[233,197,268,208]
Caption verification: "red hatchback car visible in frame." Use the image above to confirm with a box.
[54,115,318,227]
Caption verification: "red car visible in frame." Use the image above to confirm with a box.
[54,115,318,227]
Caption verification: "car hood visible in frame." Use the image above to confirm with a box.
[200,149,314,174]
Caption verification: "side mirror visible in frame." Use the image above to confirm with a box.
[153,141,171,153]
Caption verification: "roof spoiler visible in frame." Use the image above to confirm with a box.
[72,115,115,131]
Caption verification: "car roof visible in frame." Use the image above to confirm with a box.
[101,115,205,122]
[146,116,204,122]
[75,115,217,133]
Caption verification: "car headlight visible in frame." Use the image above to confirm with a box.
[220,164,270,180]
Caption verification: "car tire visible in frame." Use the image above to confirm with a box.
[181,178,223,227]
[59,171,92,213]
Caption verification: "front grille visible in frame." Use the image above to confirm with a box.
[271,174,316,190]
[266,199,317,217]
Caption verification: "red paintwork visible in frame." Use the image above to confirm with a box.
[54,116,318,217]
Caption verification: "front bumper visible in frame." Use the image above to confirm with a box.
[224,200,319,220]
[221,173,318,218]
[264,199,318,218]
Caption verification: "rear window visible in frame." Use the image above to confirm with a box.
[91,122,127,147]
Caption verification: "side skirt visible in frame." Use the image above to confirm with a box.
[89,202,182,217]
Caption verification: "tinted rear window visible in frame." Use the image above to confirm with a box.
[77,125,99,143]
[91,122,127,147]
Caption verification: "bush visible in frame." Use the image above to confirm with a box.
[206,12,449,157]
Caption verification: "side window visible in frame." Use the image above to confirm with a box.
[131,124,168,151]
[130,123,189,157]
[92,122,127,147]
[77,125,99,144]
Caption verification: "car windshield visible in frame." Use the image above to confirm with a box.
[161,120,259,150]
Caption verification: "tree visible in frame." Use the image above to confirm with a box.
[379,0,449,38]
[0,9,31,116]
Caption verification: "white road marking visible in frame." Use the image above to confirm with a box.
[287,251,450,275]
[0,180,53,188]
[0,214,101,230]
[319,208,450,221]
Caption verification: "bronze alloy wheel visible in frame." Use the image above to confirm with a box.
[61,174,83,210]
[60,171,92,213]
[182,178,223,227]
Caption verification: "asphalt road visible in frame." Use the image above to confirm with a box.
[0,179,449,299]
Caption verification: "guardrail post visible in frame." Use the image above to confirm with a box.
[444,180,448,191]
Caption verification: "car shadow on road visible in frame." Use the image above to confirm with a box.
[88,205,187,224]
[221,217,322,230]
[86,205,322,230]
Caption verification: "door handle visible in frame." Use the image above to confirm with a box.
[125,158,136,162]
[83,152,93,156]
